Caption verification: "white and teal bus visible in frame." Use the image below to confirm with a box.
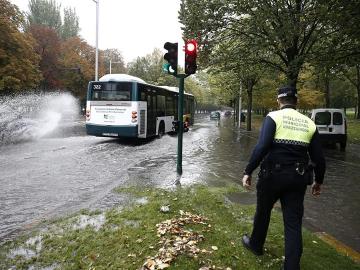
[85,74,195,138]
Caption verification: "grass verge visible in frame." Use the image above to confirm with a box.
[347,118,360,144]
[0,185,359,270]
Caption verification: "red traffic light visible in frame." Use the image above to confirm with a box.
[185,39,197,75]
[185,40,197,54]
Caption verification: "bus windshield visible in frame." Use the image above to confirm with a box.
[91,82,132,101]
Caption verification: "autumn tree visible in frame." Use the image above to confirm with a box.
[0,0,41,92]
[59,37,94,98]
[29,24,61,89]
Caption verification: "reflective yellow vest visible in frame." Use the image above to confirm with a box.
[268,108,316,146]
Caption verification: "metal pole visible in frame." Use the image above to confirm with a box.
[177,75,185,175]
[238,81,242,128]
[93,0,99,81]
[109,59,112,74]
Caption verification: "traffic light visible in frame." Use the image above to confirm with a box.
[185,39,197,75]
[163,42,178,75]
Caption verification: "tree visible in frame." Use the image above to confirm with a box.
[61,7,80,40]
[59,37,94,98]
[29,24,61,89]
[179,0,350,88]
[0,0,41,92]
[340,63,360,118]
[102,49,127,74]
[27,0,62,33]
[127,49,177,86]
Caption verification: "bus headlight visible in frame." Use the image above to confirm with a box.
[86,109,91,120]
[131,111,137,123]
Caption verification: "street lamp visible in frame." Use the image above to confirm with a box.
[92,0,99,81]
[109,60,123,74]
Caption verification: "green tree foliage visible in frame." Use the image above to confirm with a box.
[0,0,41,92]
[180,0,345,88]
[61,7,79,40]
[27,0,62,32]
[127,49,177,86]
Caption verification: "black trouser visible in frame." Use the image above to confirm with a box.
[250,167,307,270]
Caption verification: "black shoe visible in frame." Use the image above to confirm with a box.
[241,235,264,256]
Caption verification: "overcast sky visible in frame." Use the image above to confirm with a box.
[10,0,183,63]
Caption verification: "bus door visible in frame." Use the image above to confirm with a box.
[146,92,157,136]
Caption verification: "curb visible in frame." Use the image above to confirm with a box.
[315,232,360,263]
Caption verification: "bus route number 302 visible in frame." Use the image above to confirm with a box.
[93,84,102,90]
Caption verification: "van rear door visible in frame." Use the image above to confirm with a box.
[314,111,331,134]
[332,111,345,134]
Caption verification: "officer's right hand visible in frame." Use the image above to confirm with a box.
[242,175,252,190]
[311,182,321,196]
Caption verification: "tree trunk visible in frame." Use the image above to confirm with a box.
[356,64,360,119]
[233,99,238,125]
[324,67,331,108]
[246,79,254,131]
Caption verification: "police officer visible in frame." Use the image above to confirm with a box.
[241,86,326,270]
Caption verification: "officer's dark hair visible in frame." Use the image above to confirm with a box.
[278,96,297,105]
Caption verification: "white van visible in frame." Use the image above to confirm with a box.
[310,108,347,150]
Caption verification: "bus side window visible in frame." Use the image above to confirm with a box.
[157,95,165,117]
[166,96,174,116]
[184,98,189,114]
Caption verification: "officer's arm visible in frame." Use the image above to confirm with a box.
[244,116,276,175]
[308,130,326,184]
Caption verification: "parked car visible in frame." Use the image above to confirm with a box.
[310,108,347,150]
[210,111,220,120]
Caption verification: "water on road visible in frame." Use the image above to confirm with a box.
[0,94,359,253]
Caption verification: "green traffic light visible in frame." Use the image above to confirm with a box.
[162,63,170,72]
[162,63,176,74]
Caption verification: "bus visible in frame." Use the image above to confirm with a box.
[85,74,195,139]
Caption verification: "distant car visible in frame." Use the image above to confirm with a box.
[210,111,220,120]
[310,108,347,150]
[224,111,232,117]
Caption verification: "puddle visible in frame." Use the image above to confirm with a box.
[8,247,37,259]
[72,213,106,231]
[26,235,42,252]
[226,192,256,205]
[8,235,43,260]
[123,220,140,228]
[28,263,59,270]
[135,197,148,205]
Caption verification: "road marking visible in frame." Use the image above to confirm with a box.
[315,232,360,263]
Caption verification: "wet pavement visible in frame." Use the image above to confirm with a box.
[0,95,359,253]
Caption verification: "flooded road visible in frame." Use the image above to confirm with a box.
[0,96,359,253]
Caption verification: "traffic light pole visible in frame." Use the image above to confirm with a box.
[176,74,186,175]
[163,40,197,175]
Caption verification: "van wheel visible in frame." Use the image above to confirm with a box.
[158,122,165,138]
[340,141,346,151]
